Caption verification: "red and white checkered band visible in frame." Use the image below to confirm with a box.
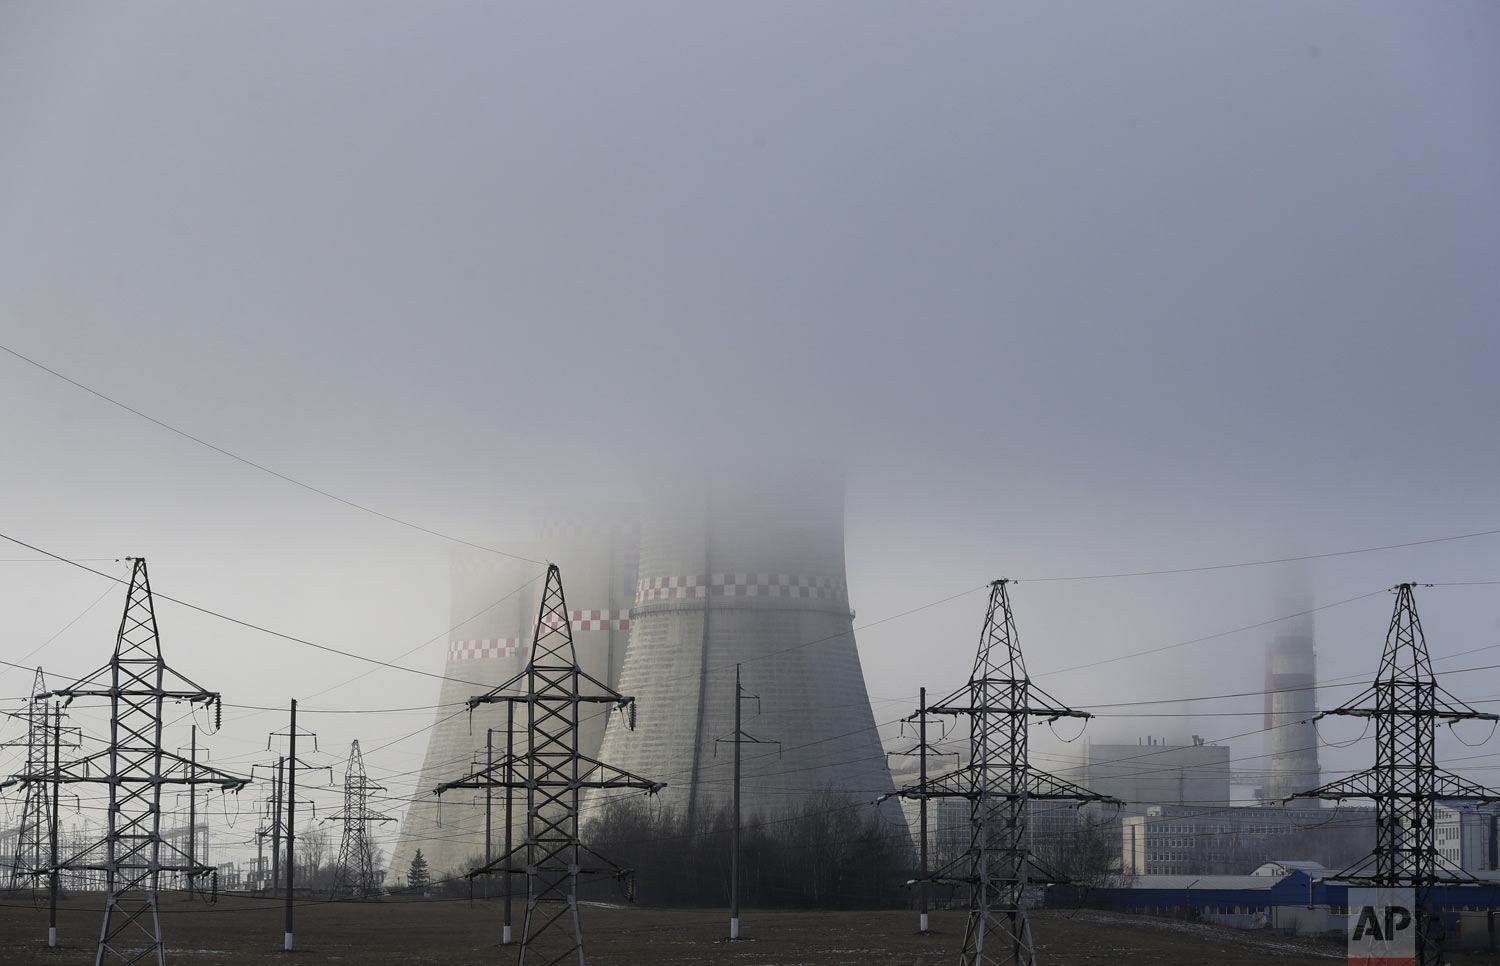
[533,610,631,635]
[569,609,631,632]
[636,573,847,604]
[635,575,708,602]
[447,608,629,661]
[447,639,524,661]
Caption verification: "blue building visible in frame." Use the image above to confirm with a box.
[1048,869,1500,950]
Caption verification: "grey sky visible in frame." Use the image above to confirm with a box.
[2,3,1497,853]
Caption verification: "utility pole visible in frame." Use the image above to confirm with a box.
[889,686,956,934]
[267,701,326,951]
[732,667,743,941]
[286,700,296,951]
[485,727,494,900]
[37,558,249,965]
[187,726,198,898]
[714,664,779,941]
[48,704,61,947]
[1289,584,1500,966]
[902,579,1118,966]
[269,758,284,895]
[918,688,930,932]
[436,564,664,963]
[503,700,514,945]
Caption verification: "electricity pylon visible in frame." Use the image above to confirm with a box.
[5,668,50,891]
[436,564,663,965]
[1288,583,1500,966]
[39,558,248,966]
[326,740,394,898]
[906,579,1118,966]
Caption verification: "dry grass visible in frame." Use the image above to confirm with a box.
[0,891,1415,965]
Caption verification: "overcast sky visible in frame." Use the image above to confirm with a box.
[1,2,1497,860]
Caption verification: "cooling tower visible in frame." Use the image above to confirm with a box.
[390,508,638,885]
[590,469,904,832]
[1264,609,1320,803]
[530,507,640,760]
[390,549,538,884]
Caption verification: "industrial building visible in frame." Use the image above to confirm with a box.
[1067,737,1232,816]
[1436,801,1500,875]
[1120,803,1374,876]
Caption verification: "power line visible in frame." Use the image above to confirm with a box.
[0,531,494,691]
[1015,527,1500,582]
[0,342,543,565]
[1035,588,1389,678]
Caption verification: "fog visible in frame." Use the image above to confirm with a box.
[1,2,1497,864]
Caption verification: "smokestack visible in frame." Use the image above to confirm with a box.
[1264,587,1320,803]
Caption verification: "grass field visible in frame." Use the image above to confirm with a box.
[0,892,1447,964]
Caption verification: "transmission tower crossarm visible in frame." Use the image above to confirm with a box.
[1283,767,1381,804]
[1324,703,1500,723]
[1430,768,1500,803]
[928,697,1092,721]
[900,763,977,800]
[576,757,667,791]
[1024,767,1122,805]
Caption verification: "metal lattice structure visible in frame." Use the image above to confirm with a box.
[40,558,248,966]
[326,740,393,898]
[5,668,50,891]
[437,564,663,965]
[907,579,1118,966]
[1289,583,1500,965]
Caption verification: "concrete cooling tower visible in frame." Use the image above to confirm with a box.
[528,507,640,761]
[590,471,904,832]
[389,548,537,884]
[1263,607,1320,803]
[389,508,639,884]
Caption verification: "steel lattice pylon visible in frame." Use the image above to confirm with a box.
[436,564,663,965]
[40,558,248,966]
[1289,583,1500,966]
[6,668,50,891]
[907,579,1117,966]
[326,740,393,898]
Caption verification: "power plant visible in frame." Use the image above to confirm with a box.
[391,477,903,882]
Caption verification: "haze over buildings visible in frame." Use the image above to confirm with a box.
[0,2,1496,890]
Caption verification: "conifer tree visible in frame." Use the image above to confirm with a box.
[407,849,430,892]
